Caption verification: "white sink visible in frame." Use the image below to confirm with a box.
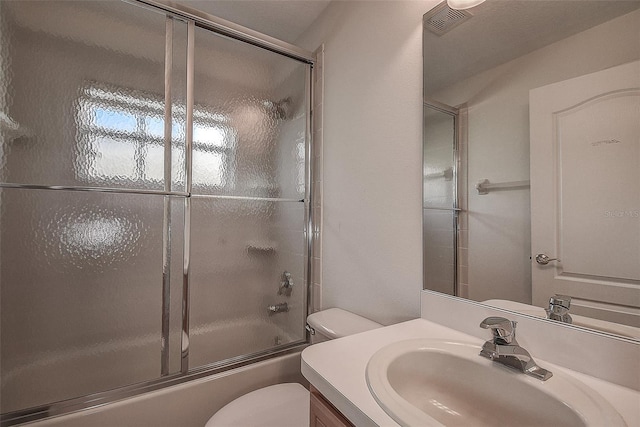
[366,339,626,427]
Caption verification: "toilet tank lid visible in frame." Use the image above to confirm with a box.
[307,308,382,339]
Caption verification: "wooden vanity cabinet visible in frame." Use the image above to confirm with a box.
[309,385,354,427]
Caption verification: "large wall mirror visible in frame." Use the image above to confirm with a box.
[423,0,640,340]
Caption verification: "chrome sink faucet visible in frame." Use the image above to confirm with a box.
[479,317,553,381]
[546,294,572,324]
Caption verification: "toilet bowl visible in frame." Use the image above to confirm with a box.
[204,383,309,427]
[204,308,382,427]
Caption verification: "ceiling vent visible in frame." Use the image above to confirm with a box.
[424,2,473,36]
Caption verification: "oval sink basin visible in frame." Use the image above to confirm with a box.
[366,339,626,427]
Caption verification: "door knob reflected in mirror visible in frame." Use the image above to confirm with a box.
[535,253,559,265]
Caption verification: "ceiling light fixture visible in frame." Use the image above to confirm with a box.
[447,0,486,10]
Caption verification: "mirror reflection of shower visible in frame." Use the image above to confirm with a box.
[423,102,460,297]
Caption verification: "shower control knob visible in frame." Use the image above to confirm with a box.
[535,253,558,265]
[278,271,294,296]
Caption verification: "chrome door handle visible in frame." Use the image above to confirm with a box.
[535,253,558,265]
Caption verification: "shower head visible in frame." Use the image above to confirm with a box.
[263,97,293,120]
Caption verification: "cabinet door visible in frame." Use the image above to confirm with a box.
[310,387,354,427]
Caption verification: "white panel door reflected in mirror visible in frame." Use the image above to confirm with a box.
[530,61,639,329]
[423,0,640,339]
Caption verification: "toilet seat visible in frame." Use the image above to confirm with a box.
[205,383,309,427]
[205,310,381,426]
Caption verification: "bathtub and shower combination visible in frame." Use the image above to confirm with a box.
[0,1,315,425]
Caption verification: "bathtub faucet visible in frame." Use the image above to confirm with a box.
[268,302,289,314]
[278,271,294,296]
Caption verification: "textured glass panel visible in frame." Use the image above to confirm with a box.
[170,17,188,192]
[189,197,306,368]
[192,27,308,198]
[193,149,224,187]
[194,123,227,147]
[92,136,138,180]
[145,116,165,139]
[0,1,187,191]
[145,144,165,182]
[94,106,138,132]
[423,107,456,209]
[0,188,184,413]
[423,106,457,295]
[423,209,456,296]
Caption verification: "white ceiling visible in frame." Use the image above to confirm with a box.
[180,0,332,43]
[424,0,640,93]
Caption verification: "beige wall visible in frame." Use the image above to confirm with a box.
[296,1,441,325]
[295,2,639,320]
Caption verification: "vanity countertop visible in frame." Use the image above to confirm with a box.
[301,318,640,427]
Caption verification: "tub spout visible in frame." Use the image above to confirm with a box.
[268,302,289,314]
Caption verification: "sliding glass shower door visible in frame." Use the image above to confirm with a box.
[187,23,309,370]
[423,103,459,296]
[0,1,188,414]
[0,0,310,419]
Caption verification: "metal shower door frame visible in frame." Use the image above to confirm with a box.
[0,0,315,425]
[423,99,460,297]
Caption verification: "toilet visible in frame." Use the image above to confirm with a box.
[205,308,382,427]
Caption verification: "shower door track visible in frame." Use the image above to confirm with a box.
[191,194,305,203]
[0,183,189,197]
[0,344,306,427]
[131,0,315,64]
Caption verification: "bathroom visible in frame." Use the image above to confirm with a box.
[0,0,638,426]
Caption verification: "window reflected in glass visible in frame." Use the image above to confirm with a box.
[76,82,235,190]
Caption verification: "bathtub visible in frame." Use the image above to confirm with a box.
[4,317,306,426]
[26,351,306,427]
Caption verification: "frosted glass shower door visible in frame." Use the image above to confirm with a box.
[0,1,187,193]
[0,189,185,413]
[0,0,187,414]
[423,105,458,296]
[0,0,312,419]
[187,26,309,369]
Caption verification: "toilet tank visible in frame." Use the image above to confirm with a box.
[306,308,382,344]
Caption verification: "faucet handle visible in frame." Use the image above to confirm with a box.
[278,271,294,296]
[549,294,571,309]
[546,294,572,323]
[480,317,517,344]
